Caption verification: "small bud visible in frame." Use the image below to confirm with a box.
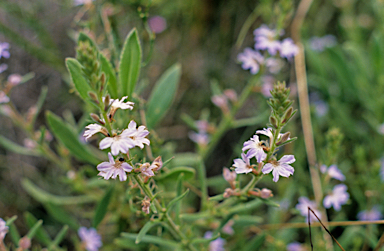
[100,73,106,91]
[88,92,99,104]
[18,236,31,250]
[283,107,293,122]
[90,113,105,125]
[223,168,236,183]
[223,89,237,102]
[269,116,278,129]
[151,156,163,172]
[141,196,151,214]
[260,188,273,199]
[104,95,110,111]
[276,132,290,146]
[223,188,234,198]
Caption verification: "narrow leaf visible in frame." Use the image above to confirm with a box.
[135,221,162,244]
[154,167,195,181]
[46,111,101,165]
[166,189,189,211]
[24,212,51,246]
[78,32,97,48]
[92,184,114,228]
[190,233,221,244]
[100,53,118,98]
[26,220,43,239]
[48,225,68,250]
[0,135,40,156]
[121,233,179,249]
[22,179,95,205]
[146,63,181,129]
[44,203,79,229]
[119,28,142,97]
[65,58,93,101]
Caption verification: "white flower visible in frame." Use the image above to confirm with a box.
[237,47,264,74]
[78,227,102,251]
[0,91,10,104]
[321,164,345,181]
[256,127,290,143]
[233,153,253,174]
[97,153,133,181]
[83,124,104,141]
[242,135,267,163]
[109,96,134,110]
[254,25,281,55]
[99,131,135,156]
[262,155,295,182]
[124,120,150,149]
[0,218,8,240]
[323,184,349,211]
[140,163,155,177]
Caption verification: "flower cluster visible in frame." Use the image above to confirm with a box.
[78,227,102,251]
[237,25,299,75]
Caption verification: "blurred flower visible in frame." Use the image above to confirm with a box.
[223,188,234,198]
[150,156,163,172]
[97,153,133,181]
[287,242,306,251]
[140,163,155,177]
[279,38,299,59]
[125,120,150,149]
[148,16,167,34]
[223,89,237,102]
[320,164,345,181]
[233,153,253,174]
[222,220,234,235]
[265,58,284,74]
[237,48,264,74]
[0,218,8,240]
[0,91,10,104]
[211,94,229,113]
[73,0,94,6]
[309,35,337,52]
[189,131,210,146]
[18,237,31,250]
[261,76,274,97]
[78,227,102,251]
[378,123,384,135]
[7,74,22,86]
[0,63,7,74]
[253,25,281,55]
[357,206,382,221]
[109,96,134,109]
[0,42,10,59]
[223,167,236,184]
[323,184,349,211]
[262,155,295,182]
[84,124,105,141]
[309,92,328,117]
[204,231,226,251]
[23,138,37,149]
[295,196,322,222]
[195,120,210,132]
[242,135,267,163]
[380,158,384,181]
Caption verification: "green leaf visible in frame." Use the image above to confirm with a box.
[190,233,221,244]
[65,58,93,102]
[243,233,266,251]
[121,233,179,249]
[228,199,263,214]
[119,28,142,97]
[24,212,51,246]
[155,167,195,181]
[135,221,162,244]
[26,219,43,239]
[234,215,263,225]
[78,32,98,48]
[100,53,118,98]
[46,111,101,165]
[48,225,68,250]
[166,189,189,211]
[209,194,224,201]
[0,135,41,156]
[45,203,79,229]
[174,173,184,224]
[146,63,181,129]
[92,184,114,228]
[22,179,95,205]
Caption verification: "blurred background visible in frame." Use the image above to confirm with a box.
[1,0,384,250]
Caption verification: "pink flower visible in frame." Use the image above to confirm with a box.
[97,153,133,181]
[262,155,295,182]
[148,16,167,34]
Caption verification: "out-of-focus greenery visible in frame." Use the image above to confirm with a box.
[1,0,384,250]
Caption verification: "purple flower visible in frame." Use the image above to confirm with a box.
[0,42,10,59]
[189,131,210,146]
[261,76,274,97]
[357,206,382,221]
[262,155,295,182]
[148,16,167,34]
[287,242,306,251]
[73,0,94,6]
[237,48,264,74]
[0,63,8,74]
[321,164,345,181]
[97,153,133,181]
[323,184,349,211]
[0,218,8,241]
[242,135,267,163]
[380,158,384,181]
[253,25,281,55]
[309,35,337,52]
[233,153,253,174]
[222,220,234,235]
[78,227,102,251]
[279,38,299,59]
[295,196,322,222]
[0,91,10,104]
[265,58,284,74]
[204,231,226,251]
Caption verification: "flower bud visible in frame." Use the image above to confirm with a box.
[141,197,151,214]
[223,168,236,183]
[276,132,290,146]
[282,107,293,123]
[269,116,278,129]
[260,188,273,199]
[151,156,163,172]
[18,236,31,250]
[90,113,104,124]
[223,188,234,198]
[88,91,99,104]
